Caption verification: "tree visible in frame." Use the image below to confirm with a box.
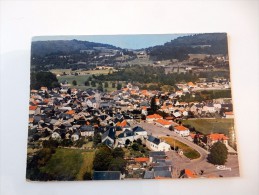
[117,83,122,90]
[93,133,102,147]
[125,139,131,146]
[91,80,96,87]
[60,139,73,147]
[131,143,139,151]
[30,71,60,90]
[72,80,77,86]
[93,146,113,171]
[97,83,103,92]
[42,140,59,148]
[112,148,125,158]
[108,158,126,173]
[104,82,109,88]
[207,141,228,165]
[112,83,116,88]
[84,81,90,86]
[83,172,92,180]
[150,96,158,113]
[67,88,71,94]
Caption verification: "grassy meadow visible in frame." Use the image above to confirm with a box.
[40,148,95,180]
[161,137,200,159]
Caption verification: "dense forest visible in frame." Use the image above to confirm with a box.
[31,39,120,57]
[147,33,228,61]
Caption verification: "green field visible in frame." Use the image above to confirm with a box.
[182,118,235,136]
[40,148,95,180]
[57,75,91,86]
[50,68,114,76]
[161,137,200,159]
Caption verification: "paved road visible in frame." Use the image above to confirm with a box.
[133,121,240,178]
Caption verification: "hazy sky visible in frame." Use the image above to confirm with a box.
[32,34,192,49]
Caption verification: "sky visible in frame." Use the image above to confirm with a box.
[32,34,192,49]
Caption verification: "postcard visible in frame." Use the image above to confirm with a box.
[27,33,239,181]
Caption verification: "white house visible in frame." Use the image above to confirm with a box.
[86,99,97,108]
[155,119,172,128]
[132,126,148,139]
[146,114,163,123]
[80,125,94,137]
[117,129,135,145]
[174,125,190,137]
[146,135,171,152]
[51,132,61,140]
[71,133,79,141]
[202,105,216,113]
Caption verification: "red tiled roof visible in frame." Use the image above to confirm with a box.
[208,133,228,141]
[156,119,171,126]
[66,110,75,115]
[225,112,234,115]
[29,106,37,110]
[134,157,149,162]
[174,125,189,131]
[185,169,197,178]
[146,114,163,119]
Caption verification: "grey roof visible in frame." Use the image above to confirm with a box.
[153,166,171,172]
[80,125,94,132]
[147,135,160,145]
[132,126,145,133]
[118,129,134,138]
[154,170,172,178]
[103,139,114,148]
[93,171,121,180]
[143,171,154,179]
[149,151,166,157]
[102,127,116,140]
[33,115,41,123]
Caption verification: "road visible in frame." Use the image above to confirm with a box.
[133,121,240,178]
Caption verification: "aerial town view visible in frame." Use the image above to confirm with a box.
[27,33,239,181]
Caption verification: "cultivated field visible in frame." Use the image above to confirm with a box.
[182,118,235,136]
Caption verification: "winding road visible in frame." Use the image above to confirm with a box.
[135,121,239,177]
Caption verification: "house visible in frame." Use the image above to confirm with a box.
[146,114,163,123]
[143,170,172,179]
[132,126,148,138]
[102,127,116,148]
[51,132,61,140]
[224,111,234,119]
[155,119,172,128]
[71,133,79,141]
[207,133,229,146]
[202,104,216,113]
[146,135,171,152]
[86,99,97,108]
[93,171,122,180]
[117,129,134,145]
[80,125,94,137]
[29,105,38,115]
[179,169,198,178]
[174,125,190,137]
